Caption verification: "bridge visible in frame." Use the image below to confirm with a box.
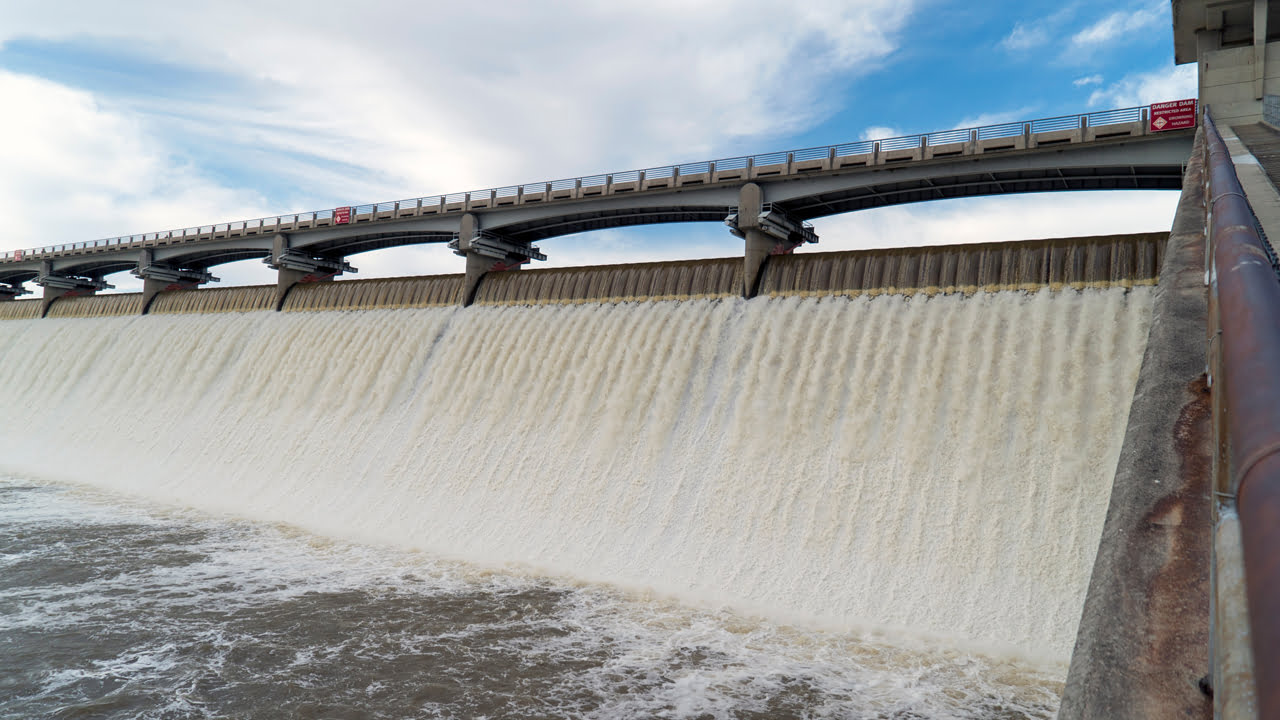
[0,105,1191,314]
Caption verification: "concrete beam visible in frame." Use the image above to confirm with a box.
[1255,0,1268,100]
[728,183,819,297]
[265,233,354,310]
[35,260,112,317]
[134,248,219,313]
[451,213,546,306]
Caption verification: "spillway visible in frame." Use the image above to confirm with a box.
[0,246,1156,664]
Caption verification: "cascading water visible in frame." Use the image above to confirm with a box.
[0,288,1151,662]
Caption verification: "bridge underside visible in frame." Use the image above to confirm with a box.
[785,166,1185,217]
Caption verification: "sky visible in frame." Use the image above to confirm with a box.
[0,0,1196,292]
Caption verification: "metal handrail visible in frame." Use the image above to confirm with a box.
[0,104,1165,263]
[1204,109,1278,719]
[879,135,922,151]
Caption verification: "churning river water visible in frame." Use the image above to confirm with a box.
[0,289,1154,718]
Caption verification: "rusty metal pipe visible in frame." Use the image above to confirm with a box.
[1204,111,1280,718]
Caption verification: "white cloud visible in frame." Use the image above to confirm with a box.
[0,70,270,252]
[952,107,1039,130]
[808,191,1180,252]
[1070,3,1164,48]
[1073,74,1104,87]
[1087,64,1197,108]
[0,0,917,248]
[1001,22,1050,51]
[861,126,902,141]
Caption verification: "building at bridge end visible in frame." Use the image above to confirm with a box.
[1175,0,1280,125]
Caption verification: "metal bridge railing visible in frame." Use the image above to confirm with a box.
[0,104,1166,263]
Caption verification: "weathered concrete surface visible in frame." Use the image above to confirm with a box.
[1059,128,1213,719]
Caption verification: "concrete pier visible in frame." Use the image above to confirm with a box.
[267,233,354,310]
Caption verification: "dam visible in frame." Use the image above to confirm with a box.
[11,3,1280,714]
[1,235,1166,717]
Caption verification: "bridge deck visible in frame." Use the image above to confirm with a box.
[0,105,1194,294]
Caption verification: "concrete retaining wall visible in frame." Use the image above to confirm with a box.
[1059,126,1212,720]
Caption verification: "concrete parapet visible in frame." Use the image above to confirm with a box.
[1059,126,1212,720]
[833,151,874,169]
[977,133,1028,154]
[749,160,788,178]
[881,146,923,163]
[677,170,711,186]
[923,140,968,159]
[791,157,830,173]
[1213,510,1259,719]
[1084,120,1146,142]
[1030,127,1083,147]
[707,166,742,183]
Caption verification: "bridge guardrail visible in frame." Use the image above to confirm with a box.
[0,104,1171,264]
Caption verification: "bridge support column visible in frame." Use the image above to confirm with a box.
[134,249,218,314]
[450,213,547,306]
[727,183,818,298]
[265,233,355,310]
[36,261,112,317]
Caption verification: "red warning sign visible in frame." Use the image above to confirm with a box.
[12,250,23,261]
[1149,99,1197,132]
[334,206,352,224]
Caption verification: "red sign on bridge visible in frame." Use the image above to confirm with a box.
[334,206,352,224]
[1150,99,1197,132]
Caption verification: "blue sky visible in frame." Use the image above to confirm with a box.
[0,0,1194,291]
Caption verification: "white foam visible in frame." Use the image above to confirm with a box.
[0,289,1153,661]
[2,477,1066,717]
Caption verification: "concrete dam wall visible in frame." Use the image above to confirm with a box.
[0,232,1163,674]
[1,232,1164,319]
